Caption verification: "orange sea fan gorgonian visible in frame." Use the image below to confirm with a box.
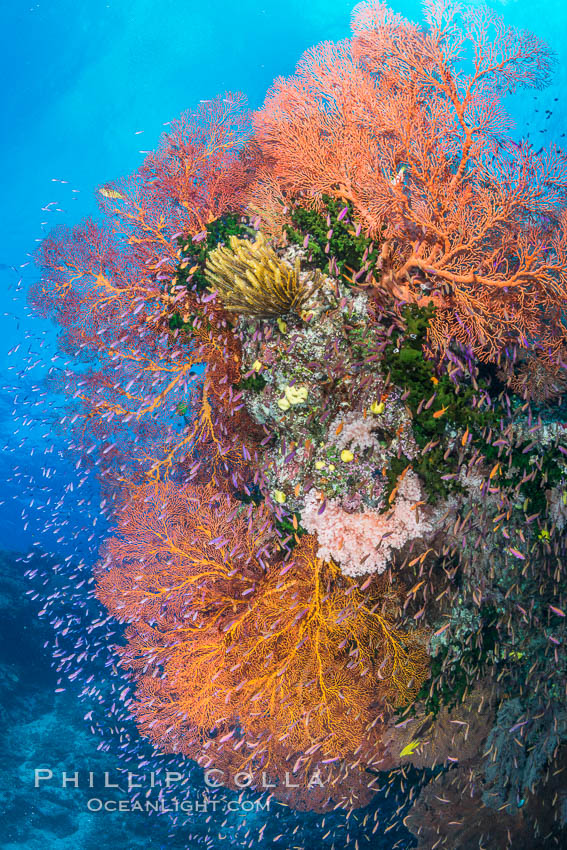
[95,481,428,803]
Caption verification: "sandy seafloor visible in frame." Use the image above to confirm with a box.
[1,0,566,847]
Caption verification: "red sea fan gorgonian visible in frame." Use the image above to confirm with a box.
[31,93,263,495]
[249,0,567,366]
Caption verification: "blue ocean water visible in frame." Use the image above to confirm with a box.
[1,0,566,847]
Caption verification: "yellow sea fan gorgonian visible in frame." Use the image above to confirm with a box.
[97,500,429,771]
[205,232,324,318]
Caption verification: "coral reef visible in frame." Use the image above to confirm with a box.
[29,1,567,847]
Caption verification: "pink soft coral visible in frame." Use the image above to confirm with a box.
[301,470,434,576]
